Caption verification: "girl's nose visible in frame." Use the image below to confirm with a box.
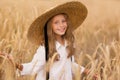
[59,22,64,27]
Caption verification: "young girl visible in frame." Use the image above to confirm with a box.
[16,1,88,80]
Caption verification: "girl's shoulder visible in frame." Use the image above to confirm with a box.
[36,45,45,53]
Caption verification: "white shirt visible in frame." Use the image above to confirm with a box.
[20,41,85,80]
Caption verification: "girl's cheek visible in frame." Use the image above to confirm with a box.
[65,22,67,27]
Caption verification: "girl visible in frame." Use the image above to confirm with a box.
[16,1,88,80]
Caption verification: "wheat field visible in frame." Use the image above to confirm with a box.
[0,0,120,80]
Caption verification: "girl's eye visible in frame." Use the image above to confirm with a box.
[54,21,59,24]
[62,20,66,23]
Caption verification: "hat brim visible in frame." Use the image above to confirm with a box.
[27,1,88,45]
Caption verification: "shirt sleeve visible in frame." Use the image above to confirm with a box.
[20,46,46,75]
[71,56,85,73]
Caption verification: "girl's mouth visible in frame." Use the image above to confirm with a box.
[58,28,66,32]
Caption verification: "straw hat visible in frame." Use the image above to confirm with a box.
[27,1,88,45]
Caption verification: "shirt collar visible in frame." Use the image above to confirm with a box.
[55,40,67,50]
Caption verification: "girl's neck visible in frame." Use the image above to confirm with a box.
[55,35,65,46]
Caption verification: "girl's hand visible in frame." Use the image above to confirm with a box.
[93,73,98,80]
[83,69,98,80]
[46,52,60,72]
[0,52,23,71]
[53,53,60,61]
[15,62,23,71]
[83,69,90,75]
[51,52,60,64]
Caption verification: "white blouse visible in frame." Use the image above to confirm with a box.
[20,41,85,80]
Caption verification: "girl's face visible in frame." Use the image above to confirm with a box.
[51,14,68,37]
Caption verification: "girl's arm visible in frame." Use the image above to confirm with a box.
[71,56,85,73]
[18,46,46,75]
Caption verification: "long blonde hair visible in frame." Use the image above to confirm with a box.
[44,13,75,58]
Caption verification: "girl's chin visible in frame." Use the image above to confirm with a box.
[54,31,66,36]
[59,32,66,35]
[56,33,65,36]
